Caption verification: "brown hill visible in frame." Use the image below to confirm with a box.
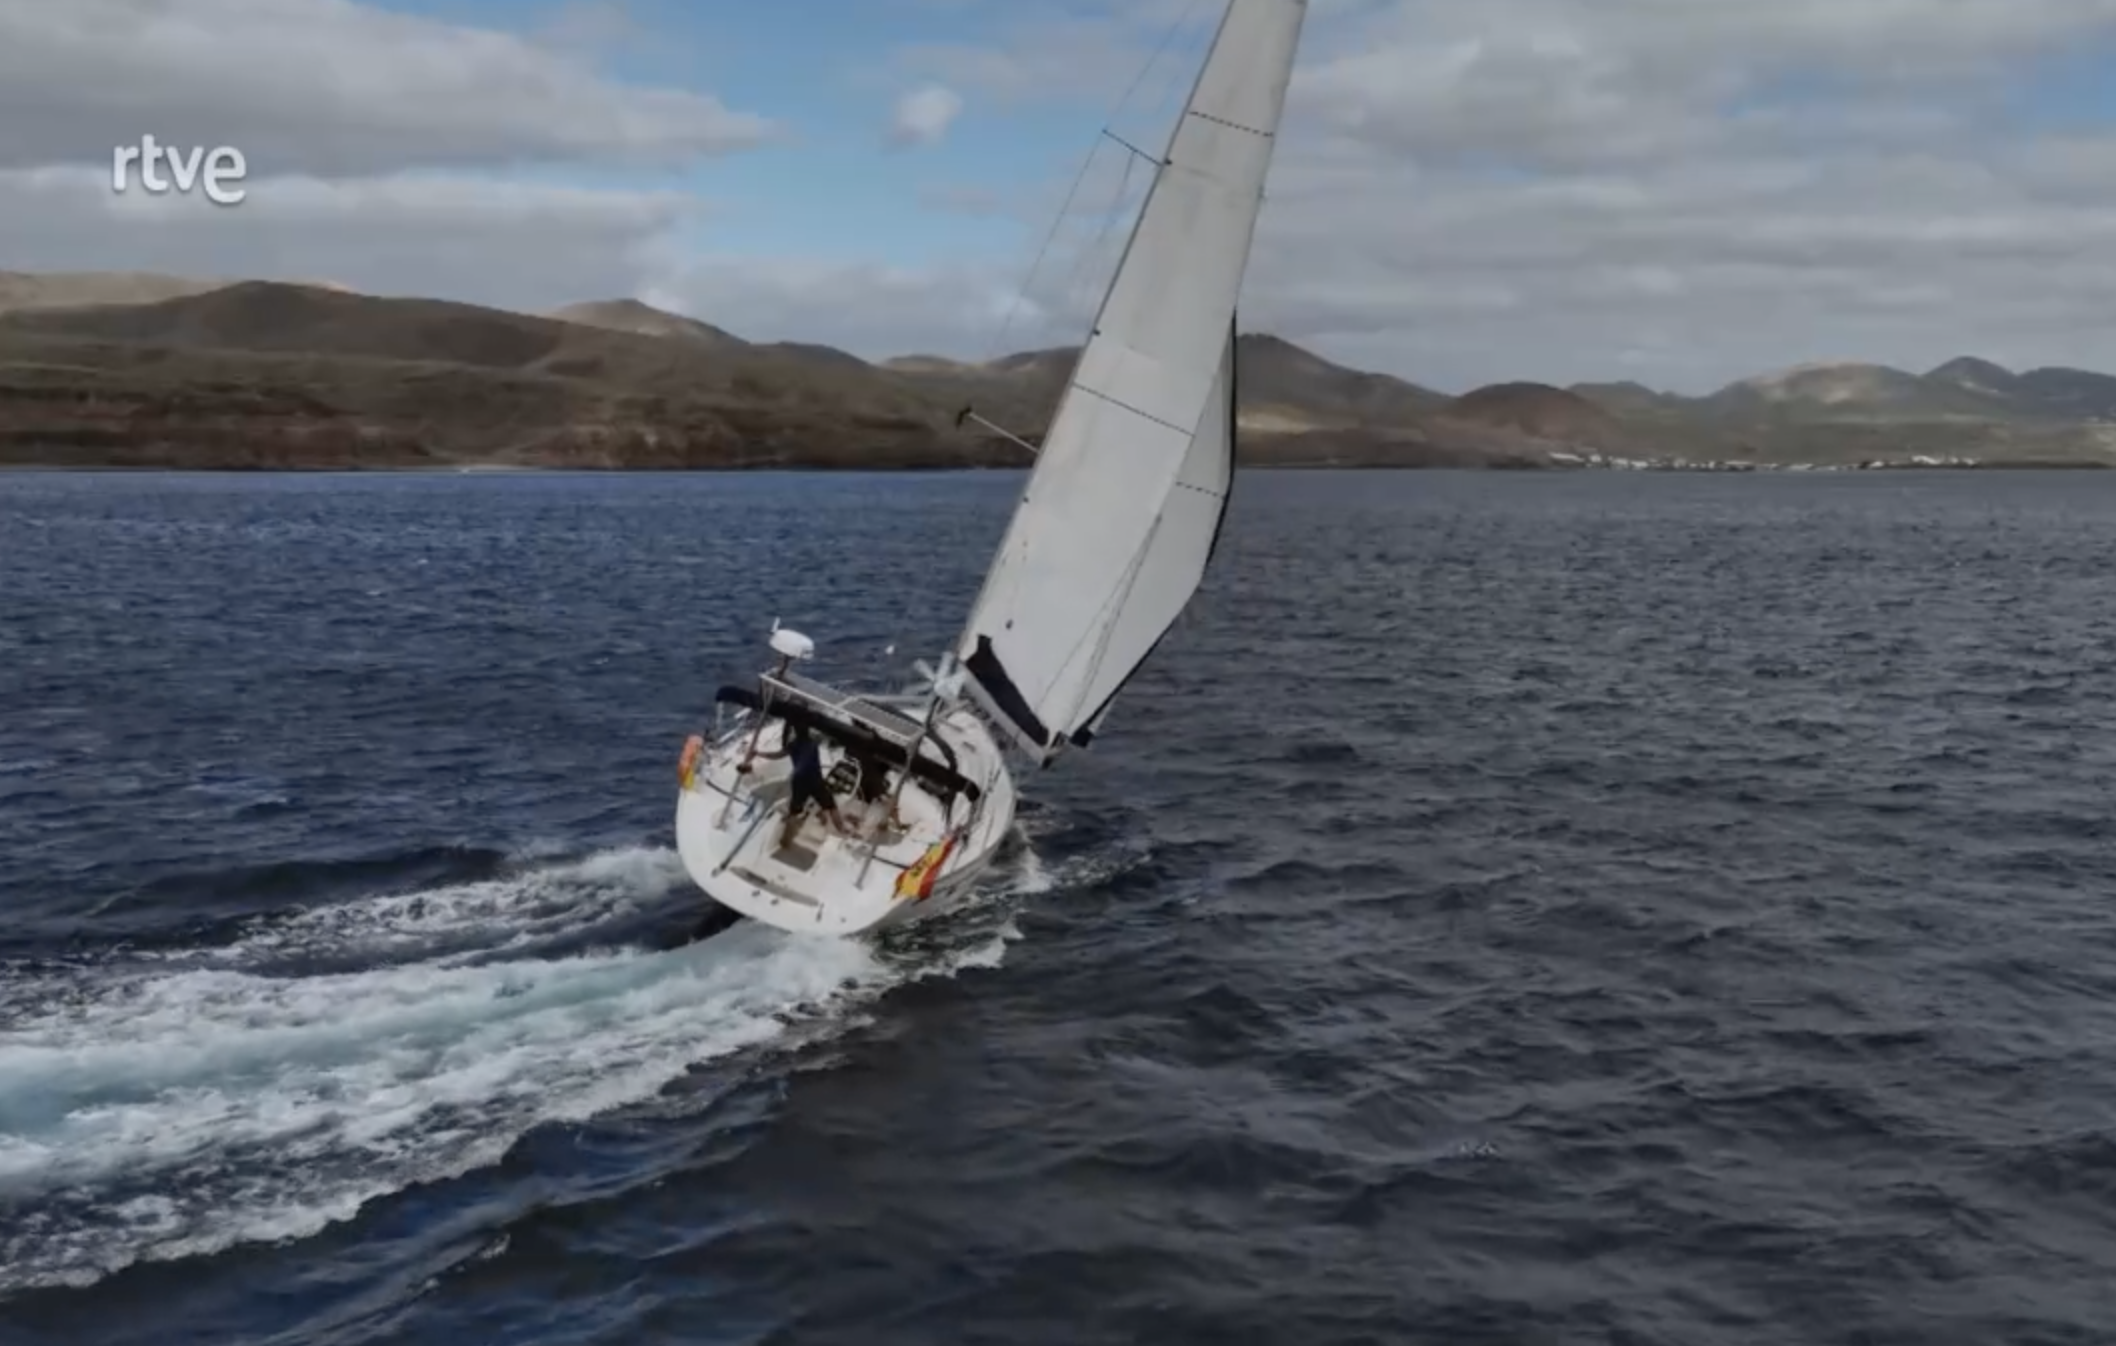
[6,273,2114,470]
[551,300,872,371]
[0,282,947,409]
[1702,361,2009,422]
[881,355,973,374]
[761,340,871,369]
[1235,333,1448,429]
[1922,357,2116,421]
[1440,382,1617,445]
[0,270,229,315]
[983,347,1076,379]
[890,335,1448,430]
[14,281,648,371]
[1569,380,1690,417]
[1925,356,2021,401]
[0,283,1528,468]
[0,282,991,469]
[548,298,741,345]
[867,333,1452,443]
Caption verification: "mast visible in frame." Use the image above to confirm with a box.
[949,0,1305,767]
[948,3,1239,661]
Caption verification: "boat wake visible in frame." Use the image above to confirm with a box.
[0,841,1039,1293]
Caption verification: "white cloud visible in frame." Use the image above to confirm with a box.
[0,0,774,175]
[892,0,1225,102]
[10,0,2116,394]
[874,0,2116,391]
[646,257,1030,359]
[0,166,693,311]
[888,84,965,148]
[1236,0,2116,388]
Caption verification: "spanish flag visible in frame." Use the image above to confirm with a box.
[894,834,958,901]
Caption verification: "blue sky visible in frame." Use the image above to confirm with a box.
[17,0,2116,386]
[2005,43,2116,130]
[347,0,2116,293]
[361,0,1206,273]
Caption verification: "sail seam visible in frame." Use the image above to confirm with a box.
[1186,109,1273,138]
[949,0,1303,759]
[1068,382,1195,437]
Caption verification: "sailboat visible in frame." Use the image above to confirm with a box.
[672,0,1308,938]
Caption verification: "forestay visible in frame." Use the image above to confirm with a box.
[955,0,1306,765]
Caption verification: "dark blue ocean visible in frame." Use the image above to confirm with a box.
[3,468,2115,1345]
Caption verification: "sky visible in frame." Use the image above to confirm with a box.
[6,0,2116,394]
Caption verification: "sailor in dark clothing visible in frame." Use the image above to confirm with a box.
[848,747,905,837]
[747,720,849,848]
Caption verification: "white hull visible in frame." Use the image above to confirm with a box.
[674,700,1018,938]
[669,2,1306,937]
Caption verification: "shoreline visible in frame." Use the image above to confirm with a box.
[7,277,2116,485]
[4,459,2111,476]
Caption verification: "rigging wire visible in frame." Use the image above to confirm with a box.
[1048,146,1142,346]
[974,0,1217,367]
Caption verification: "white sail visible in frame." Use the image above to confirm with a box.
[955,0,1305,764]
[1065,326,1236,748]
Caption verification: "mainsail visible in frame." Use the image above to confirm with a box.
[954,0,1306,765]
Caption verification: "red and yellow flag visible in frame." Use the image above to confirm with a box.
[894,834,959,902]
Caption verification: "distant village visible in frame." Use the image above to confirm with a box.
[1545,451,1994,472]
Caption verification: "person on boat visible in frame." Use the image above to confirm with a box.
[746,719,850,847]
[849,748,905,837]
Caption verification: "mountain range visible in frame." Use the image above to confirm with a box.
[2,270,2112,470]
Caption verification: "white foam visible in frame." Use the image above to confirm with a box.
[934,918,1022,975]
[0,842,1041,1292]
[1012,848,1056,896]
[130,845,680,970]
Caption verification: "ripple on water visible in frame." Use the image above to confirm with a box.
[1,470,2115,1345]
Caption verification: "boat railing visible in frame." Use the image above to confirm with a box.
[689,771,739,803]
[712,797,778,876]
